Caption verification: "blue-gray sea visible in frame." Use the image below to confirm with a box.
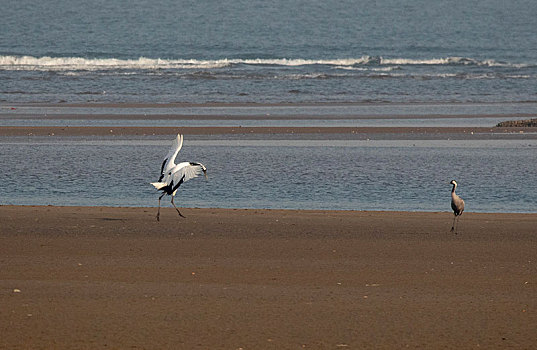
[1,0,536,104]
[1,136,536,212]
[1,0,536,212]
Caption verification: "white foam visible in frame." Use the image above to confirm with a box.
[0,55,379,71]
[381,56,530,68]
[0,55,232,70]
[0,55,531,71]
[226,57,376,66]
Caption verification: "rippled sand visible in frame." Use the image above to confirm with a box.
[1,206,536,349]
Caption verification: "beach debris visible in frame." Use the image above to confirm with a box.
[496,118,537,127]
[13,289,21,293]
[365,283,380,287]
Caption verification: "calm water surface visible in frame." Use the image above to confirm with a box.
[2,103,536,127]
[2,137,536,212]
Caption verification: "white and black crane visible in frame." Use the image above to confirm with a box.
[151,134,207,221]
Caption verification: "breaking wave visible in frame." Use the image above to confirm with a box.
[0,55,532,71]
[380,57,530,67]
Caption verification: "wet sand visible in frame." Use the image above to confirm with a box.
[2,125,537,137]
[1,206,536,349]
[3,102,536,137]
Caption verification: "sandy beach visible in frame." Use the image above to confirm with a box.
[1,205,536,349]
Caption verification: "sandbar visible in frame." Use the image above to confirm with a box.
[2,125,537,137]
[1,206,536,349]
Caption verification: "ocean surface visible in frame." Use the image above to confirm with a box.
[1,0,537,104]
[1,0,536,213]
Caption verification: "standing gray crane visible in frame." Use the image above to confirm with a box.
[450,180,465,234]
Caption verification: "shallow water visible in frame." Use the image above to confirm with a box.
[2,137,536,212]
[2,117,534,128]
[4,103,537,117]
[2,103,536,128]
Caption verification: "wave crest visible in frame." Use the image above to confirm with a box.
[0,55,531,71]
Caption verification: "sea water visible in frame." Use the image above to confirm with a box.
[1,0,536,104]
[1,0,536,212]
[1,137,536,212]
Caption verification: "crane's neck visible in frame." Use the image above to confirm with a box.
[451,183,457,193]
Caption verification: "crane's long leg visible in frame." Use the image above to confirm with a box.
[451,215,457,233]
[451,215,461,234]
[171,195,186,218]
[157,193,166,221]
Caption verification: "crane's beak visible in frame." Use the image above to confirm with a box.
[203,169,208,179]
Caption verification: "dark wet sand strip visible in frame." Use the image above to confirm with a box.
[3,125,536,136]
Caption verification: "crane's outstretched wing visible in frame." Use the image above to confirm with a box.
[169,162,207,186]
[158,134,183,181]
[152,162,207,194]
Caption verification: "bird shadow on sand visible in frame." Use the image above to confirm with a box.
[96,218,125,221]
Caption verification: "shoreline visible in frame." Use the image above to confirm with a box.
[3,100,537,108]
[3,204,537,215]
[2,205,537,237]
[3,125,537,136]
[1,205,536,349]
[5,113,537,120]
